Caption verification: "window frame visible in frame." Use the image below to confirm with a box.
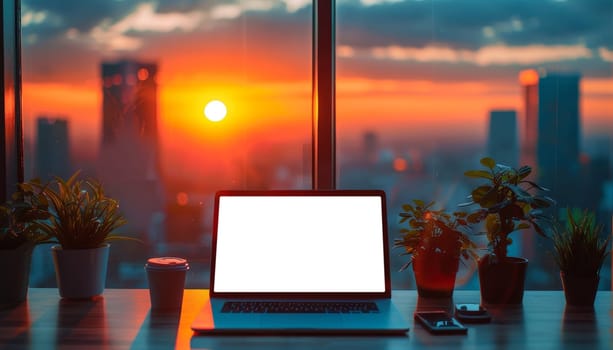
[312,0,336,190]
[1,0,24,202]
[3,0,336,195]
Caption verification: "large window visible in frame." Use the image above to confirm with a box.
[20,1,313,288]
[336,0,613,290]
[10,0,613,291]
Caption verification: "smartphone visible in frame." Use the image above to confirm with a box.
[414,311,467,335]
[454,304,491,323]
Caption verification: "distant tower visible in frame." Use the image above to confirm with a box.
[487,110,518,168]
[363,131,378,164]
[101,60,159,158]
[98,60,164,240]
[519,69,539,175]
[35,117,71,181]
[537,72,581,208]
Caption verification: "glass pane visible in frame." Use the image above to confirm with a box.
[337,0,613,290]
[21,1,312,288]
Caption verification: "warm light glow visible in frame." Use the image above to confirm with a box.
[137,68,149,81]
[204,100,227,122]
[519,69,539,86]
[176,192,189,206]
[393,157,408,172]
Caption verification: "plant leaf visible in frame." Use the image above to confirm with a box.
[480,157,496,169]
[464,170,493,179]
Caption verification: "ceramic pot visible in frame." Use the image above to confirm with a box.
[413,250,460,298]
[412,231,462,298]
[0,243,34,308]
[51,243,110,299]
[478,255,527,305]
[560,271,599,307]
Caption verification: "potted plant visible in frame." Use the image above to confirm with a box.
[394,199,477,298]
[462,157,555,305]
[34,171,134,299]
[552,208,609,307]
[0,180,53,308]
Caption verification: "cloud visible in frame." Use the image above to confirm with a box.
[114,3,203,32]
[23,0,138,34]
[20,0,612,83]
[371,45,461,63]
[348,43,594,66]
[359,0,404,6]
[21,8,52,26]
[282,0,311,12]
[474,44,593,66]
[57,1,297,52]
[599,47,613,62]
[23,0,611,54]
[337,0,612,51]
[78,3,205,52]
[210,4,243,19]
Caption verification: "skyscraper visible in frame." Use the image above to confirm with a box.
[101,60,159,157]
[35,117,71,181]
[537,72,581,208]
[487,110,519,168]
[519,69,539,176]
[98,60,164,240]
[517,70,541,262]
[363,131,379,164]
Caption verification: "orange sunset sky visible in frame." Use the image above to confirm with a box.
[19,1,613,175]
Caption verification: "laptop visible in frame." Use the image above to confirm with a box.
[191,189,410,334]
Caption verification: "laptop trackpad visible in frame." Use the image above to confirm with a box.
[259,314,344,330]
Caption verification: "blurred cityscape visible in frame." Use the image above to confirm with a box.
[25,60,612,291]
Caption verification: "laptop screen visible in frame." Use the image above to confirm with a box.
[211,190,390,296]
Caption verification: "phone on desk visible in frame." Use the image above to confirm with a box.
[414,311,467,335]
[454,303,492,323]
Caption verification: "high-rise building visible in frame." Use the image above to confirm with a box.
[537,72,581,208]
[98,60,164,241]
[519,69,539,175]
[101,60,159,156]
[487,110,518,168]
[35,117,71,181]
[363,131,379,164]
[30,117,71,287]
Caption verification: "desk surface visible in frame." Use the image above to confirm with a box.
[0,289,611,349]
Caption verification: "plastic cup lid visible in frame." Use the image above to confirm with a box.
[146,257,189,270]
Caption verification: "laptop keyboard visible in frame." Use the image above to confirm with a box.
[221,301,380,314]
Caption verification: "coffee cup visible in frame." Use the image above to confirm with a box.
[145,257,189,312]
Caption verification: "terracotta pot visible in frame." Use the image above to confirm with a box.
[412,248,460,298]
[560,272,599,307]
[51,244,110,299]
[478,255,527,305]
[0,243,34,309]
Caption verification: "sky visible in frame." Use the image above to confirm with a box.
[19,0,613,172]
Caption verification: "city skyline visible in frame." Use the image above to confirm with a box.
[25,65,612,291]
[17,0,612,291]
[19,0,613,176]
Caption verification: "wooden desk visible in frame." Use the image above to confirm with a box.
[0,289,611,349]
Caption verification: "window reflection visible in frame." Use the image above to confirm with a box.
[336,0,613,290]
[21,0,312,288]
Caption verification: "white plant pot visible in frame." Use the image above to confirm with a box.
[51,243,110,299]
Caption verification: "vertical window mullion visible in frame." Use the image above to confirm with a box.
[1,0,24,202]
[312,0,336,190]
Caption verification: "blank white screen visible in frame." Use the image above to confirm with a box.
[213,196,386,293]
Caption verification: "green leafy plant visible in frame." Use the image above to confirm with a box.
[552,208,610,277]
[34,171,135,249]
[462,157,555,261]
[0,180,53,249]
[394,199,477,271]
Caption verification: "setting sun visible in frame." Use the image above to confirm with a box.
[204,100,227,122]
